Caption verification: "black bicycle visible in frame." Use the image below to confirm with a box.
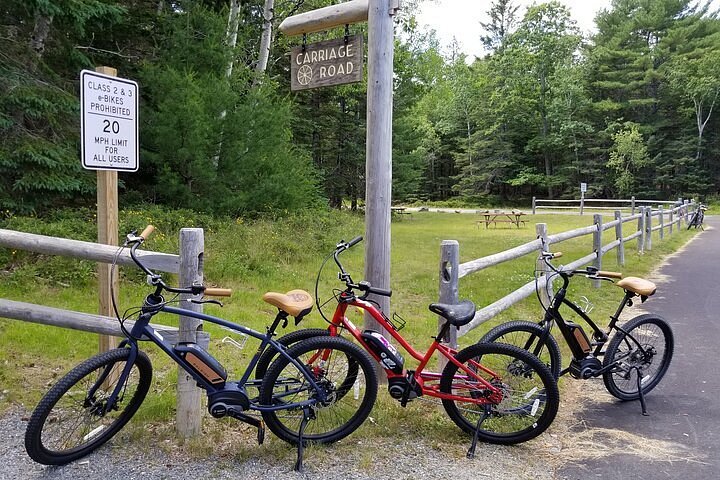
[480,250,673,415]
[24,226,378,471]
[687,203,707,230]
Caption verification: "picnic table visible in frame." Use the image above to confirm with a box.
[391,206,412,218]
[477,210,526,229]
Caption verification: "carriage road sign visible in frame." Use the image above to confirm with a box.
[290,35,364,91]
[80,69,139,172]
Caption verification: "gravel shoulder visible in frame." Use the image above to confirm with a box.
[0,404,561,480]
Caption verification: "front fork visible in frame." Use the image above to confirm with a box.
[85,339,140,415]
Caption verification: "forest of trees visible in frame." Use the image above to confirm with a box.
[1,0,719,216]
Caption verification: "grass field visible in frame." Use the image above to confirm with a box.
[0,208,697,452]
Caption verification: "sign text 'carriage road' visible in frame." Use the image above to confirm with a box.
[290,35,364,91]
[80,69,139,172]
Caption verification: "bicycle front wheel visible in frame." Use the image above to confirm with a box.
[259,336,377,445]
[603,314,673,401]
[440,342,559,445]
[25,348,152,465]
[479,320,562,378]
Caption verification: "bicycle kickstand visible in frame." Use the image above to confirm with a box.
[632,366,649,416]
[294,407,315,472]
[467,405,491,459]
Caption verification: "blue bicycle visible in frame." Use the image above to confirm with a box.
[24,226,378,470]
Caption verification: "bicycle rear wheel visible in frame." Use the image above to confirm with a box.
[479,320,562,378]
[259,336,377,445]
[25,348,152,465]
[603,314,673,401]
[254,328,331,379]
[440,342,559,445]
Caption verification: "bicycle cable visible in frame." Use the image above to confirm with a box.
[314,249,337,325]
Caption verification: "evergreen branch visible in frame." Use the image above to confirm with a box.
[74,45,139,60]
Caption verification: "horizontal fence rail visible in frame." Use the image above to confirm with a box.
[0,298,209,345]
[0,228,180,273]
[532,196,692,216]
[439,201,693,349]
[0,227,207,438]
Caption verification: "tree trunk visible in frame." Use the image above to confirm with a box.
[29,12,53,60]
[254,0,275,81]
[226,0,242,78]
[694,92,718,164]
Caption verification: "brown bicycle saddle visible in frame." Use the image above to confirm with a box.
[616,277,657,297]
[262,289,314,319]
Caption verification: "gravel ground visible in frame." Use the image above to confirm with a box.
[0,407,559,480]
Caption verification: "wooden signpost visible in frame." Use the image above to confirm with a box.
[280,0,398,342]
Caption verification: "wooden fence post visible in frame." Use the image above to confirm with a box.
[614,210,625,266]
[637,206,645,254]
[669,207,674,235]
[580,192,585,215]
[631,196,636,215]
[659,205,665,240]
[535,223,553,303]
[645,207,653,251]
[592,214,603,288]
[176,228,205,438]
[438,240,459,368]
[96,65,119,355]
[684,200,690,224]
[532,196,536,215]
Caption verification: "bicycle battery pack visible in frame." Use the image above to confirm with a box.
[174,343,227,385]
[361,330,404,374]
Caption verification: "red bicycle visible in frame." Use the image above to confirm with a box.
[256,237,559,454]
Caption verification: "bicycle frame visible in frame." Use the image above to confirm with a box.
[104,304,326,415]
[325,292,503,405]
[538,266,651,376]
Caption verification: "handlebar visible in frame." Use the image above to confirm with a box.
[204,287,233,297]
[124,226,231,299]
[139,225,155,240]
[330,236,392,299]
[541,251,622,281]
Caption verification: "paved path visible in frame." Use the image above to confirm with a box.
[559,216,718,479]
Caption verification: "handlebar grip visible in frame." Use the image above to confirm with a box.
[140,225,155,240]
[542,251,562,259]
[204,287,232,297]
[347,236,363,248]
[597,270,623,279]
[368,286,392,297]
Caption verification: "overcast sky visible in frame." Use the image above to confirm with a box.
[416,0,612,59]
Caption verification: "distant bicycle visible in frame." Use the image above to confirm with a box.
[687,203,707,230]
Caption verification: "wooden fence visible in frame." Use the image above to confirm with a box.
[532,196,691,215]
[0,228,208,437]
[438,202,693,349]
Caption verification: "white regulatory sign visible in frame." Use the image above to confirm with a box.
[580,182,587,193]
[80,69,138,172]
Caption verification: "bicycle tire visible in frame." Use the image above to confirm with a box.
[25,348,152,465]
[259,336,377,445]
[602,314,673,401]
[479,321,562,378]
[254,328,330,379]
[440,342,559,445]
